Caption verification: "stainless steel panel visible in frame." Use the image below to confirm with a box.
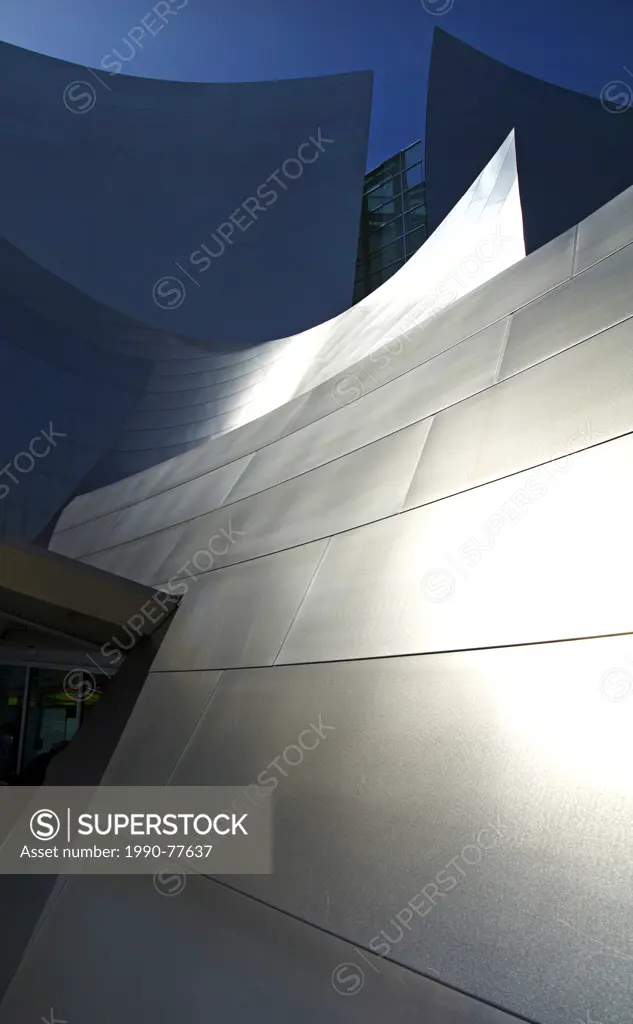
[147,362,271,391]
[346,314,509,392]
[49,505,128,560]
[139,379,252,409]
[575,181,633,273]
[54,459,178,534]
[116,417,232,451]
[404,315,633,509]
[56,392,310,532]
[227,322,503,504]
[279,432,633,663]
[151,538,328,671]
[356,226,574,382]
[0,871,524,1024]
[286,367,383,434]
[53,454,253,559]
[152,420,430,574]
[500,240,633,379]
[79,522,189,585]
[126,389,251,430]
[152,348,278,375]
[166,636,633,1024]
[102,670,223,785]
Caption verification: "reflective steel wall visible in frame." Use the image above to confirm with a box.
[0,131,523,543]
[0,41,373,540]
[425,28,633,254]
[60,132,525,488]
[20,180,633,1024]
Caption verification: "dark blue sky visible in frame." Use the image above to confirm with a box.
[2,0,633,168]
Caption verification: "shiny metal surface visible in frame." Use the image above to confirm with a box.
[0,872,527,1024]
[51,454,253,560]
[574,181,633,274]
[51,316,503,562]
[404,314,633,509]
[143,420,431,575]
[228,321,503,505]
[79,523,190,586]
[159,635,633,1024]
[36,133,525,525]
[355,224,575,378]
[102,671,223,786]
[500,240,633,379]
[278,432,633,663]
[339,312,510,394]
[151,539,328,671]
[55,391,312,533]
[20,112,633,1024]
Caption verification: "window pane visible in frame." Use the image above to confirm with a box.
[403,141,422,168]
[21,667,82,772]
[369,237,404,274]
[0,665,26,783]
[403,162,423,189]
[404,183,426,211]
[365,174,401,210]
[404,204,427,234]
[376,154,402,180]
[368,219,403,252]
[368,195,403,225]
[405,227,427,256]
[364,153,402,190]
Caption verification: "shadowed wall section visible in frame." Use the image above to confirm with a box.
[425,28,633,253]
[0,41,372,347]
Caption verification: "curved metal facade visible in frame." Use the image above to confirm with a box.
[4,28,633,1024]
[29,159,633,1021]
[87,130,523,485]
[0,129,523,539]
[0,41,374,540]
[0,41,372,347]
[425,28,633,253]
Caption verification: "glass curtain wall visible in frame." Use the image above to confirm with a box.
[353,141,428,304]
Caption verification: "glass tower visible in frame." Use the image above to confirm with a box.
[353,141,428,304]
